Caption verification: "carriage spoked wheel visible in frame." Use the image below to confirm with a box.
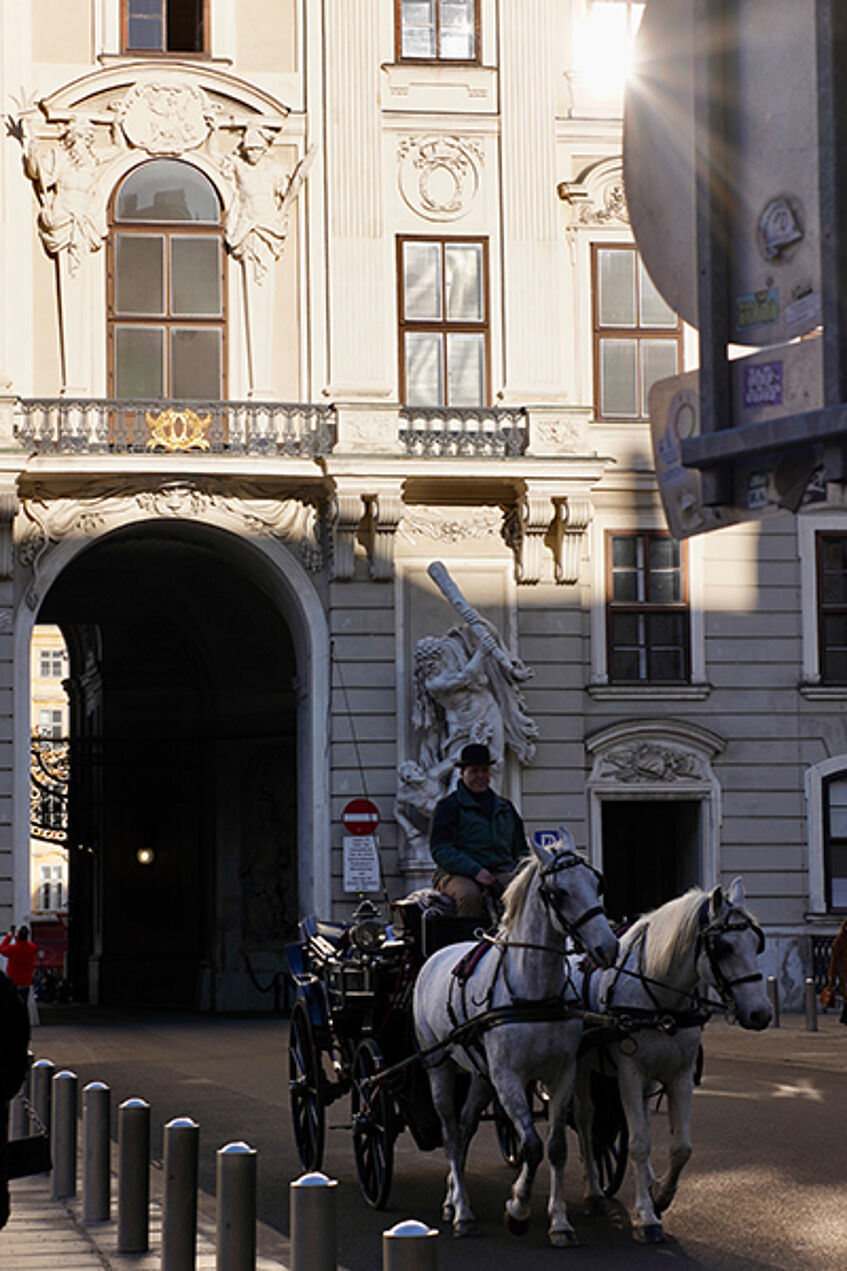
[288,998,326,1171]
[593,1116,628,1197]
[351,1037,396,1209]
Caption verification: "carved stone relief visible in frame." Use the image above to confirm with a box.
[398,135,483,221]
[398,506,504,544]
[598,743,702,784]
[16,479,323,608]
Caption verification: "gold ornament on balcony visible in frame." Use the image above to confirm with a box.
[146,408,212,452]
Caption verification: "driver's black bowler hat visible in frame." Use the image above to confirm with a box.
[458,743,491,768]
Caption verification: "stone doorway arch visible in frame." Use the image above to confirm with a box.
[13,492,330,1008]
[585,719,725,920]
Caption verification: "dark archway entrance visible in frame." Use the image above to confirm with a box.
[602,799,702,925]
[38,522,299,1008]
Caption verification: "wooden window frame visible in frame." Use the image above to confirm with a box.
[606,530,690,684]
[107,165,227,400]
[394,0,481,64]
[817,532,847,684]
[122,0,210,57]
[591,242,683,421]
[824,773,847,911]
[397,235,490,407]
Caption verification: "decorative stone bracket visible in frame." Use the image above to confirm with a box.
[506,485,594,586]
[0,479,20,580]
[329,480,405,582]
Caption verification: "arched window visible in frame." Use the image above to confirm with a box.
[108,160,226,400]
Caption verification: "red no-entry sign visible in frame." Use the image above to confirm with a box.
[341,798,380,837]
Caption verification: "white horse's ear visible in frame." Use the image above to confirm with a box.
[709,884,724,918]
[727,877,745,907]
[557,826,575,853]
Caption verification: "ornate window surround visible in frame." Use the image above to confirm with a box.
[804,754,847,915]
[585,717,725,884]
[798,506,847,693]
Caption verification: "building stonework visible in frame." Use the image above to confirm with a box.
[0,2,838,1010]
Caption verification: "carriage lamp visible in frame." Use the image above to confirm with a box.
[136,848,155,866]
[350,898,384,951]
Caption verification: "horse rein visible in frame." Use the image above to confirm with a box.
[536,849,608,949]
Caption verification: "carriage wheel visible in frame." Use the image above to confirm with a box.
[289,999,326,1171]
[593,1116,628,1198]
[351,1038,395,1209]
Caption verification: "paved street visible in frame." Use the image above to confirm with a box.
[6,1007,847,1270]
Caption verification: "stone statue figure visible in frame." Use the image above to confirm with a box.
[18,117,109,275]
[396,563,538,876]
[222,126,316,283]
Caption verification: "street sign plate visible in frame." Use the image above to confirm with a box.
[341,798,380,837]
[625,0,820,345]
[649,334,825,537]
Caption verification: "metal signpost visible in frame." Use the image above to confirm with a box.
[627,0,847,536]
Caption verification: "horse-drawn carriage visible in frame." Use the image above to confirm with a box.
[286,835,772,1245]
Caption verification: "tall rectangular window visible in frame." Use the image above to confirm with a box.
[38,709,64,740]
[396,0,479,62]
[607,532,689,682]
[592,244,682,420]
[817,534,847,683]
[39,649,65,679]
[123,0,207,54]
[39,864,65,911]
[398,237,488,406]
[825,776,847,909]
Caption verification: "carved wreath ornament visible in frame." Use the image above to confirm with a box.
[601,743,699,783]
[398,135,482,221]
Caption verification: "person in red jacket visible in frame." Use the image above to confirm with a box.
[0,926,37,1006]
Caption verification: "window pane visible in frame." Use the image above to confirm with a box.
[405,332,443,405]
[612,571,639,601]
[600,339,638,416]
[612,535,637,569]
[639,258,678,327]
[401,0,436,57]
[171,329,222,398]
[168,0,204,52]
[648,611,685,648]
[641,339,678,414]
[115,235,164,316]
[648,646,685,679]
[446,333,484,405]
[610,649,641,680]
[610,612,639,646]
[127,0,163,50]
[445,244,483,320]
[403,241,442,320]
[648,536,680,571]
[440,0,475,58]
[171,237,222,316]
[598,249,637,326]
[116,160,220,224]
[115,327,165,397]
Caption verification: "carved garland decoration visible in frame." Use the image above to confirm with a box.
[16,480,324,608]
[397,135,483,222]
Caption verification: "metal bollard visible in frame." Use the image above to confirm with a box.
[118,1098,150,1253]
[216,1142,257,1271]
[290,1172,337,1271]
[804,977,818,1032]
[383,1219,438,1271]
[767,975,780,1028]
[31,1058,55,1137]
[82,1082,111,1223]
[52,1070,78,1199]
[162,1117,199,1271]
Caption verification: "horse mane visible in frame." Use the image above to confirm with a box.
[499,855,538,933]
[621,888,709,982]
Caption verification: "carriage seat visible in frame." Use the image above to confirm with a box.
[390,889,485,960]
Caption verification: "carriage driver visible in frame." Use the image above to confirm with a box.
[430,742,527,917]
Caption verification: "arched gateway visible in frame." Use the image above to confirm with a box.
[13,500,330,1009]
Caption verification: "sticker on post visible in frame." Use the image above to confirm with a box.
[736,288,779,331]
[742,361,783,409]
[785,290,821,334]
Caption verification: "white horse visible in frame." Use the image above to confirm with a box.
[572,878,772,1243]
[412,837,619,1245]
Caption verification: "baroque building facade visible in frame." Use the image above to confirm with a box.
[0,1,840,1009]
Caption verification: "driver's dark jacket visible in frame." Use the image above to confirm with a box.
[430,780,526,882]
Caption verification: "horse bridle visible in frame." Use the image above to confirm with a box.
[537,849,607,951]
[697,906,765,1006]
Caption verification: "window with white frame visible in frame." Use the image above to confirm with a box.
[39,863,65,912]
[39,649,65,679]
[824,774,847,909]
[398,237,488,406]
[817,532,847,683]
[123,1,208,55]
[396,0,479,61]
[592,244,682,420]
[607,531,690,683]
[38,709,64,740]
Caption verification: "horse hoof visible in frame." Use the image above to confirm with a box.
[634,1223,664,1244]
[504,1211,530,1236]
[453,1219,476,1238]
[550,1229,579,1247]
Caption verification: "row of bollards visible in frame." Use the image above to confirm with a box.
[766,976,825,1032]
[12,1060,440,1270]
